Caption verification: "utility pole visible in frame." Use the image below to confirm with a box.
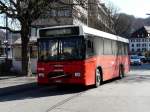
[4,14,8,60]
[87,0,89,26]
[146,14,150,54]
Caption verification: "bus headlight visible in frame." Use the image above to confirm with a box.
[37,68,45,71]
[75,72,81,77]
[38,73,45,77]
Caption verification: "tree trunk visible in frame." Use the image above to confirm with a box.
[21,23,29,75]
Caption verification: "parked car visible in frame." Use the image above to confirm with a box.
[145,57,150,63]
[130,55,141,65]
[140,57,147,63]
[139,56,146,63]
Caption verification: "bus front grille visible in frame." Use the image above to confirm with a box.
[48,72,70,79]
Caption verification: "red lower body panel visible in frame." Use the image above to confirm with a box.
[37,55,130,86]
[38,77,86,85]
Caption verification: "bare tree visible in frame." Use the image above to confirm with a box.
[114,13,135,38]
[105,0,120,34]
[0,0,87,75]
[106,1,135,37]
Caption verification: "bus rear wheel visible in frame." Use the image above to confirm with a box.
[94,69,102,88]
[119,66,124,79]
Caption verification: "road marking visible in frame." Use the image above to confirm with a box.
[46,91,84,112]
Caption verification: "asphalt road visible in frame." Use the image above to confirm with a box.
[0,64,150,112]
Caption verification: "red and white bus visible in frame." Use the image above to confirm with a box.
[37,25,130,87]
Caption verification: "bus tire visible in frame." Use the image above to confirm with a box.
[119,65,124,79]
[94,68,102,88]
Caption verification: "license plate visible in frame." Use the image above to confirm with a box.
[55,80,62,83]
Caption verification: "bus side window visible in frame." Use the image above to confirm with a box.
[93,37,104,55]
[104,38,112,55]
[86,39,94,58]
[111,40,117,55]
[124,43,128,55]
[88,40,92,48]
[117,42,122,55]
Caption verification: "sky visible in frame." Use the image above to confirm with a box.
[108,0,150,18]
[0,0,150,27]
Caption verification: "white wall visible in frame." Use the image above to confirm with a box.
[12,58,37,73]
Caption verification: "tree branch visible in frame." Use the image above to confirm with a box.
[0,10,18,19]
[0,1,6,8]
[0,26,21,33]
[0,0,19,19]
[9,0,17,8]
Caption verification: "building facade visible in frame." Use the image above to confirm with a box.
[32,0,87,27]
[0,30,16,58]
[32,0,114,33]
[129,26,150,55]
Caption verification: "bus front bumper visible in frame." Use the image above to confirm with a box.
[37,77,86,86]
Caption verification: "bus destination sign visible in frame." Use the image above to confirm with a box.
[39,27,79,37]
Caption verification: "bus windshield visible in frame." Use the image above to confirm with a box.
[38,36,84,61]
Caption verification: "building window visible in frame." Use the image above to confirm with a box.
[41,8,72,18]
[138,39,140,42]
[51,10,57,17]
[142,48,147,51]
[145,39,147,42]
[137,48,140,52]
[132,39,135,42]
[132,44,134,47]
[139,44,141,47]
[136,44,141,47]
[142,44,145,47]
[132,49,134,52]
[57,9,71,17]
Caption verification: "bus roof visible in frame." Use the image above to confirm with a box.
[82,25,129,43]
[38,25,129,43]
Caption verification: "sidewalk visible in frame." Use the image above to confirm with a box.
[0,75,37,96]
